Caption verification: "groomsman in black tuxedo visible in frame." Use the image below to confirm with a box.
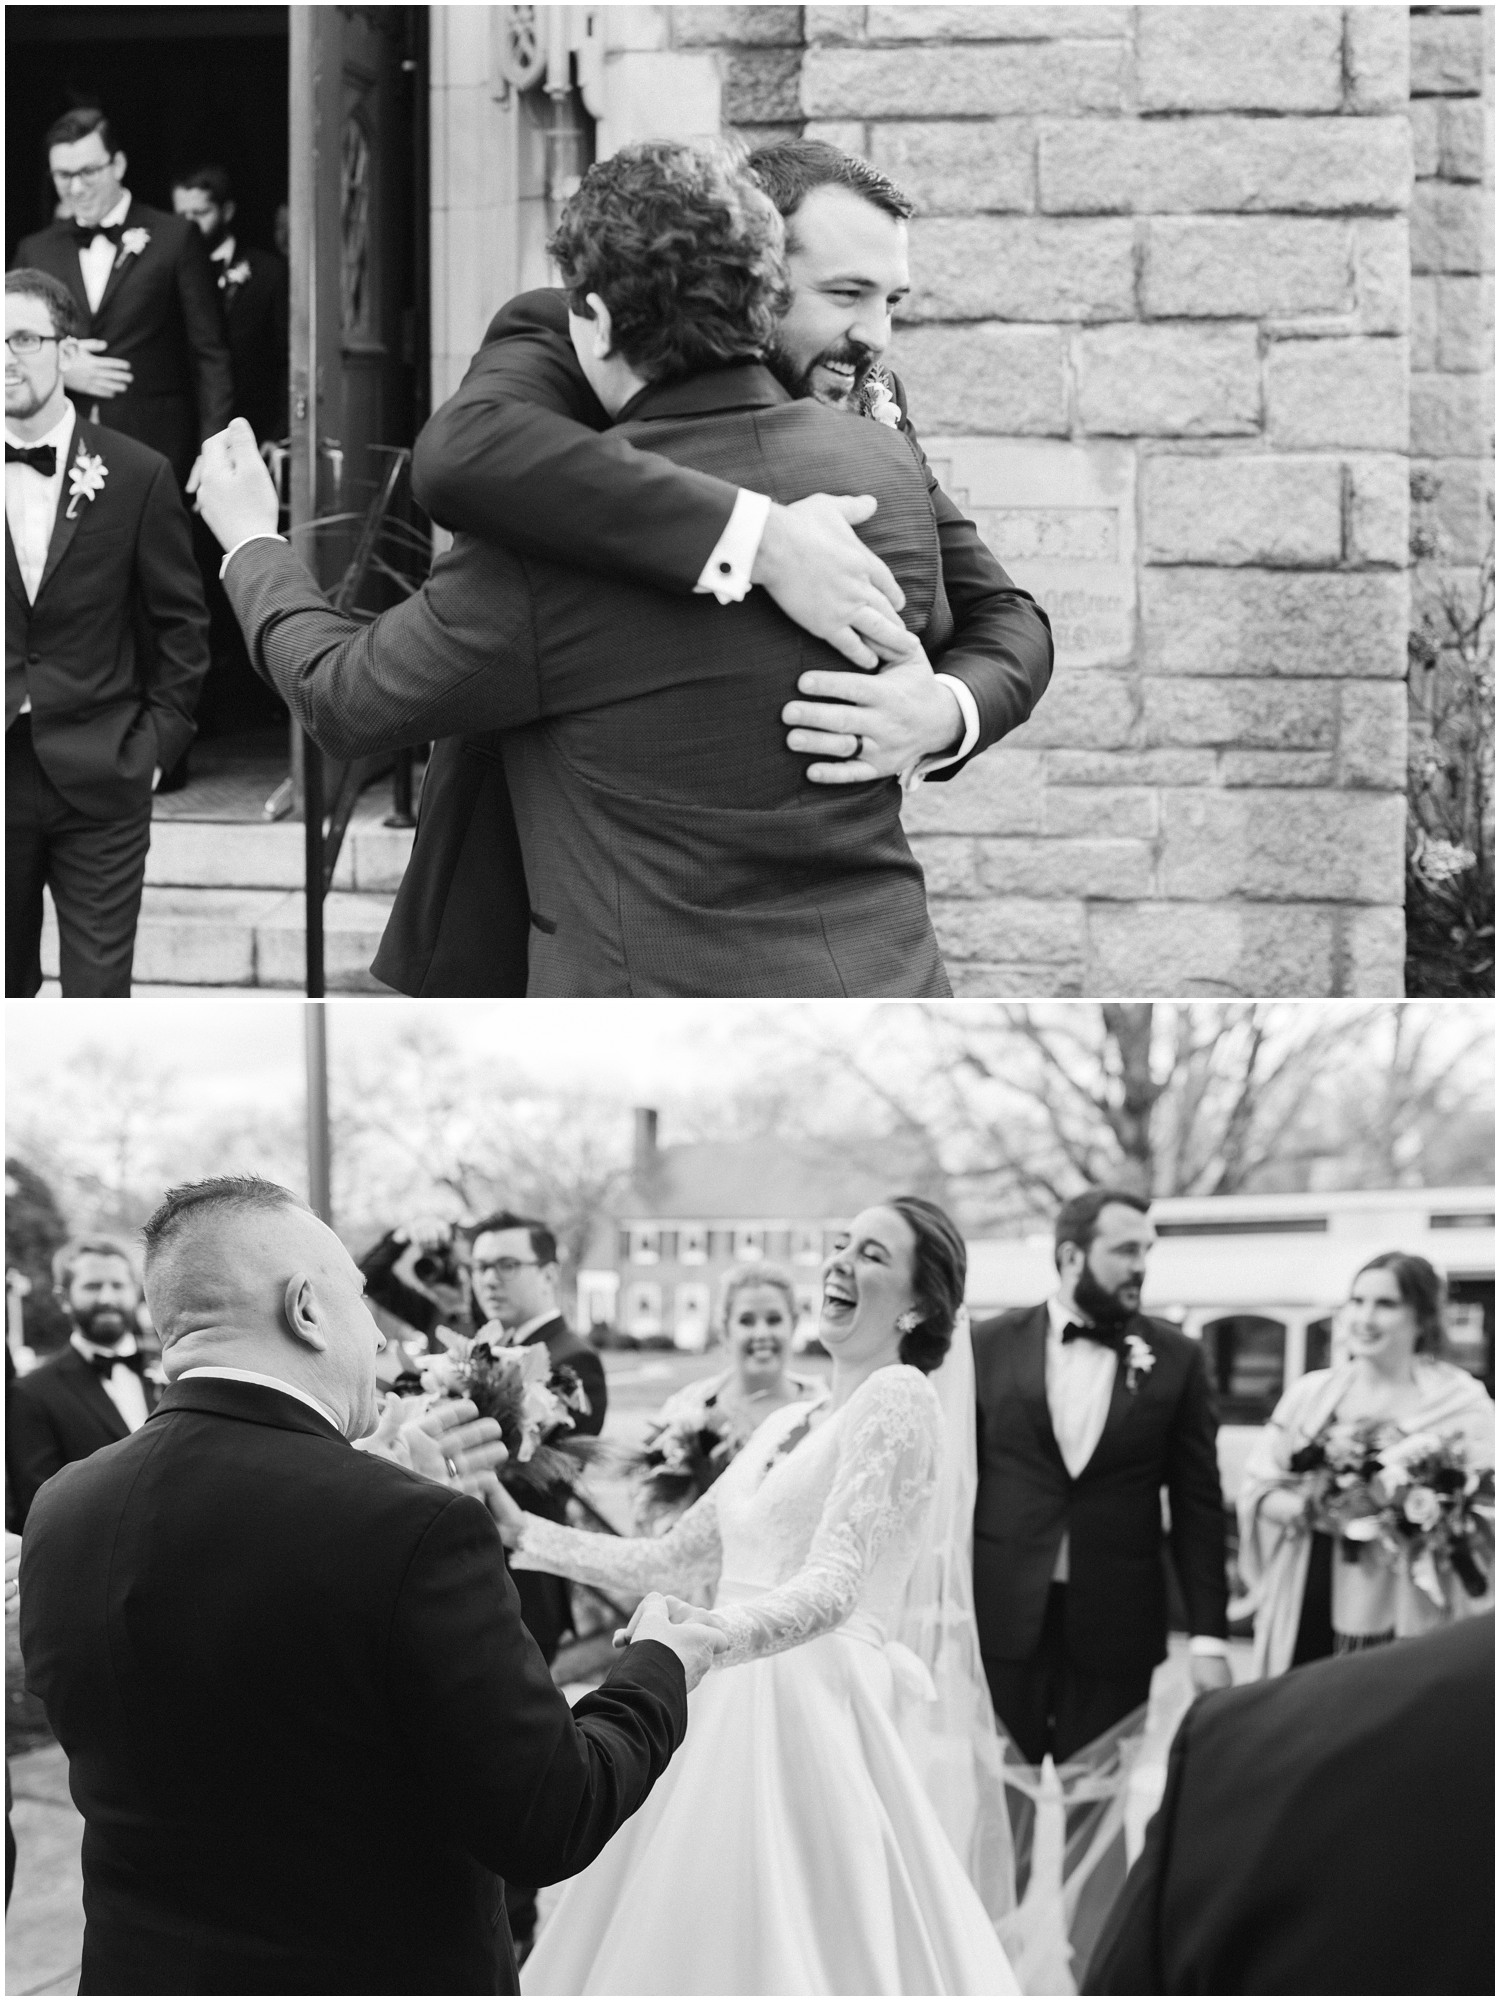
[170,165,288,446]
[13,108,233,486]
[5,1236,160,1529]
[5,268,209,996]
[465,1209,609,1959]
[971,1189,1231,1766]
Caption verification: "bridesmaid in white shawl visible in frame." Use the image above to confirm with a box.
[1238,1252,1494,1679]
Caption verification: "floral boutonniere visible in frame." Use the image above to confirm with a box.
[220,260,252,291]
[118,226,151,262]
[1123,1332,1155,1395]
[65,445,108,518]
[855,365,903,428]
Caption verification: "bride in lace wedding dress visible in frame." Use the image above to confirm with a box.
[486,1197,1019,1996]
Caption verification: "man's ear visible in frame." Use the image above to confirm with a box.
[113,152,128,184]
[57,334,80,372]
[584,291,613,360]
[283,1273,329,1352]
[222,199,236,226]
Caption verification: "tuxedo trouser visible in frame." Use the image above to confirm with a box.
[982,1585,1154,1765]
[6,718,152,997]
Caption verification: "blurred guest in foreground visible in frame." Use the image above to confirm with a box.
[1084,1613,1495,1995]
[1238,1252,1494,1677]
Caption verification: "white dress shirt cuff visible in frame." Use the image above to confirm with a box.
[1188,1635,1231,1658]
[219,533,288,581]
[693,488,771,604]
[903,674,980,792]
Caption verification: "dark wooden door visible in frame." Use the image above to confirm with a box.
[288,3,423,987]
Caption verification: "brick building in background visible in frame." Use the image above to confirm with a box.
[575,1109,939,1345]
[429,5,1494,998]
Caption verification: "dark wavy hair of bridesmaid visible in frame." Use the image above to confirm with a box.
[1353,1251,1448,1356]
[887,1196,968,1373]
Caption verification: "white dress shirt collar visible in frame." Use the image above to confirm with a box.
[175,1365,343,1432]
[209,235,237,266]
[4,397,76,460]
[70,1328,140,1362]
[510,1309,559,1346]
[97,191,133,232]
[5,399,77,616]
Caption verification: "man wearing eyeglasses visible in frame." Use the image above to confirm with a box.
[5,267,209,997]
[12,107,232,489]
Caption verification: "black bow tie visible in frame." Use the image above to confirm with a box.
[83,1347,146,1378]
[73,221,123,248]
[1061,1321,1124,1354]
[6,444,57,476]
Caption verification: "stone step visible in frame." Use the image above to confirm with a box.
[144,816,414,894]
[41,887,396,992]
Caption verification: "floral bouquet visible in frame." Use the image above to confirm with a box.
[419,1326,596,1502]
[1345,1431,1496,1608]
[624,1402,750,1526]
[1286,1417,1393,1546]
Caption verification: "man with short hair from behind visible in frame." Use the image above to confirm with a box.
[17,1174,723,1995]
[5,266,209,996]
[5,1233,159,1525]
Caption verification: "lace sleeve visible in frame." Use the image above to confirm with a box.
[514,1487,723,1601]
[714,1368,940,1670]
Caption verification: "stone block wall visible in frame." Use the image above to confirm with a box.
[1408,7,1494,596]
[784,5,1416,997]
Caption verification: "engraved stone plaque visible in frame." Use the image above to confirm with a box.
[922,439,1137,668]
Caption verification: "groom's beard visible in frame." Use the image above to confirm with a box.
[74,1304,131,1347]
[764,333,877,411]
[1072,1261,1139,1331]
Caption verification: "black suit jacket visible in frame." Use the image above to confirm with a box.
[217,243,289,441]
[398,289,1052,995]
[226,362,953,999]
[508,1314,609,1661]
[1084,1613,1495,1995]
[18,1376,686,1995]
[5,416,209,818]
[15,199,234,483]
[5,1343,161,1528]
[971,1308,1228,1679]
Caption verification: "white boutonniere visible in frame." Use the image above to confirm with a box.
[118,226,151,260]
[1123,1332,1155,1395]
[65,445,108,518]
[220,260,252,290]
[863,374,902,428]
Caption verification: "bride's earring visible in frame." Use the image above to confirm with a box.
[896,1311,921,1335]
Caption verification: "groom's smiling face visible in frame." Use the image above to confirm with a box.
[766,184,911,412]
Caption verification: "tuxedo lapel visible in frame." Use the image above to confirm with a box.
[92,200,146,325]
[33,421,98,605]
[1015,1305,1067,1472]
[1080,1318,1152,1477]
[55,1349,131,1444]
[5,519,26,615]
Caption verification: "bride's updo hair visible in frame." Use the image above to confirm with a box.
[1353,1251,1448,1355]
[888,1196,967,1374]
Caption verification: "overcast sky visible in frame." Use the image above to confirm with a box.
[5,999,890,1110]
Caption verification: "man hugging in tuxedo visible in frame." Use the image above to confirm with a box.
[971,1189,1232,1767]
[6,1235,159,1528]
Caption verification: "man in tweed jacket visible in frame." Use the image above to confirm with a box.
[203,144,966,997]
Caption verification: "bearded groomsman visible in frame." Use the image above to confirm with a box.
[6,1236,161,1529]
[13,108,232,486]
[971,1189,1231,1768]
[5,267,209,996]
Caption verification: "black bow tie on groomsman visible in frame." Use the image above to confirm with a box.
[6,443,57,476]
[73,221,124,248]
[82,1348,147,1378]
[1061,1321,1125,1355]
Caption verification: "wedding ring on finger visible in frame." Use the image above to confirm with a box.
[443,1454,460,1479]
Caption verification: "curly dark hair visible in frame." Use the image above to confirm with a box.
[547,140,789,385]
[888,1196,967,1373]
[1353,1251,1449,1356]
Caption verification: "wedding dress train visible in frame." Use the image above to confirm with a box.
[517,1364,1019,1996]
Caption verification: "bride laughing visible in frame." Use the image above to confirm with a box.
[482,1196,1018,1996]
